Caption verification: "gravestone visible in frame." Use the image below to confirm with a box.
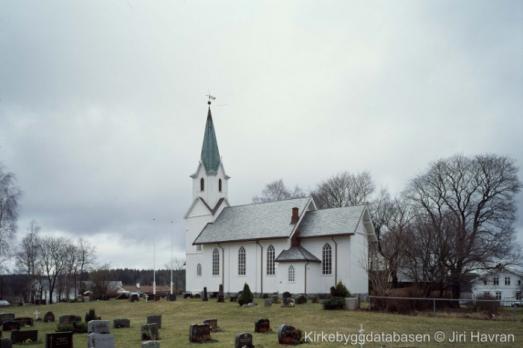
[254,319,270,333]
[203,319,219,332]
[0,338,12,348]
[168,293,176,301]
[235,332,254,348]
[15,317,34,327]
[217,284,224,303]
[34,309,41,321]
[202,287,208,301]
[130,293,140,302]
[141,341,160,348]
[141,324,160,341]
[11,330,38,344]
[87,333,115,348]
[113,319,130,329]
[264,299,272,307]
[45,332,73,348]
[44,311,55,323]
[282,298,295,307]
[188,324,211,343]
[146,315,162,329]
[88,320,111,334]
[2,321,20,331]
[59,315,81,325]
[277,324,302,345]
[0,313,15,324]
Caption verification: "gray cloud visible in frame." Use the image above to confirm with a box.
[0,0,522,268]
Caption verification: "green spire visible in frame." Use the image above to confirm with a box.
[200,106,221,174]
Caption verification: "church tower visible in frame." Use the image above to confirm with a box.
[185,100,230,254]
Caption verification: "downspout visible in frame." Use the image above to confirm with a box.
[217,243,225,292]
[256,241,264,295]
[304,261,309,295]
[331,237,338,286]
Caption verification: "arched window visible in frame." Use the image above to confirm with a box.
[266,245,275,275]
[238,247,246,275]
[200,178,205,191]
[218,179,222,192]
[288,265,295,282]
[212,248,220,276]
[197,263,202,277]
[322,243,332,275]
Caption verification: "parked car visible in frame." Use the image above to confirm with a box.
[0,300,11,307]
[511,300,523,307]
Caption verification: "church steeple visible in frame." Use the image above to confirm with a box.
[200,104,221,174]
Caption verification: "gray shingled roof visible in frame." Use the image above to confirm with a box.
[298,205,365,238]
[193,198,311,244]
[275,246,320,263]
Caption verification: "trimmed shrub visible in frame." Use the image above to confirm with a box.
[261,293,269,299]
[331,282,351,298]
[322,297,346,310]
[85,308,99,323]
[238,283,254,306]
[296,295,307,304]
[282,291,292,299]
[311,296,319,304]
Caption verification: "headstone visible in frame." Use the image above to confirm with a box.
[202,287,208,301]
[146,315,162,329]
[277,324,302,345]
[217,284,224,303]
[141,341,160,348]
[130,293,140,302]
[44,311,56,323]
[254,319,270,333]
[45,332,73,348]
[14,317,34,327]
[11,330,38,344]
[88,320,111,334]
[0,338,12,348]
[168,293,176,301]
[59,315,81,325]
[88,333,115,348]
[264,299,272,307]
[235,332,254,348]
[113,319,130,329]
[1,321,20,331]
[141,324,160,341]
[203,319,219,332]
[34,309,41,321]
[188,324,211,343]
[282,297,295,307]
[0,313,15,324]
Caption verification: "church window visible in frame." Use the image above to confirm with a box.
[238,247,246,275]
[212,248,220,275]
[288,265,295,282]
[322,243,332,275]
[219,179,222,192]
[267,245,275,275]
[505,277,511,285]
[200,178,205,191]
[493,277,499,285]
[197,263,202,277]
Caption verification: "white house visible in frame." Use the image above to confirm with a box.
[471,267,523,303]
[184,103,377,295]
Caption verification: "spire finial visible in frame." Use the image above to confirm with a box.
[206,94,216,106]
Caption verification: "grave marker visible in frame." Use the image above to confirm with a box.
[277,324,302,345]
[1,321,20,331]
[113,319,130,329]
[202,287,208,301]
[44,312,55,323]
[203,319,219,332]
[141,324,160,341]
[141,341,160,348]
[14,317,34,327]
[0,338,12,348]
[254,319,270,333]
[11,330,38,344]
[87,333,115,348]
[217,284,224,303]
[45,332,73,348]
[0,313,15,324]
[188,324,211,343]
[235,332,254,348]
[146,315,162,329]
[88,320,111,334]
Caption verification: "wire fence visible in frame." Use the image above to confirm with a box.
[368,295,523,313]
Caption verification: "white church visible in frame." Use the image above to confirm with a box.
[185,102,376,296]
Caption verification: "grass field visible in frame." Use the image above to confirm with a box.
[3,298,523,347]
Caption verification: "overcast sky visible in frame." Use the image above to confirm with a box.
[1,0,522,269]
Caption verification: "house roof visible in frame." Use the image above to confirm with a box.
[200,107,221,174]
[275,246,321,263]
[193,197,312,244]
[298,205,366,238]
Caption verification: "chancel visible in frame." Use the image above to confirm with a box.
[184,101,377,295]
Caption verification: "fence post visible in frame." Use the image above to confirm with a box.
[433,298,436,313]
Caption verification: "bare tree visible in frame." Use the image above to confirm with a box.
[73,238,95,300]
[312,171,375,208]
[15,221,42,302]
[406,154,522,298]
[39,236,69,304]
[252,179,307,203]
[0,165,21,269]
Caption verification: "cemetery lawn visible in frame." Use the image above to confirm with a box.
[7,298,523,348]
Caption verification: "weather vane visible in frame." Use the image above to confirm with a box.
[206,94,216,105]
